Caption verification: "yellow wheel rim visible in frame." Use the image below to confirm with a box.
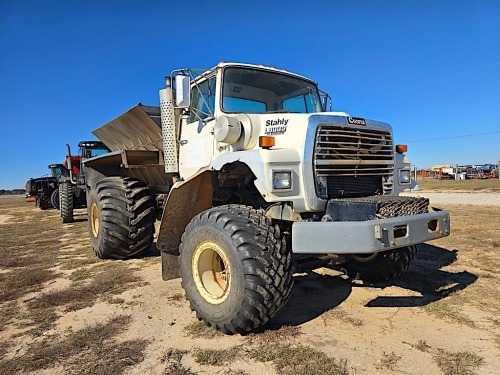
[90,202,99,238]
[192,241,231,304]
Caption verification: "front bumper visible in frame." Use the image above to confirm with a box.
[291,210,450,254]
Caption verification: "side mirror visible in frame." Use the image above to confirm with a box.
[175,74,191,108]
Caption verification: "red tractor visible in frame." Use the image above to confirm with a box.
[57,141,109,223]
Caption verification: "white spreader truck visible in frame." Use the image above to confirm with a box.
[83,62,450,334]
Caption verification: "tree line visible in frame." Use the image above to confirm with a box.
[0,189,25,196]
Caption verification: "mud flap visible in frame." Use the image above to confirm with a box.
[161,251,180,281]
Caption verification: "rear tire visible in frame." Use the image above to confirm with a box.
[59,183,74,223]
[341,245,418,282]
[88,176,155,259]
[179,205,294,334]
[51,189,60,210]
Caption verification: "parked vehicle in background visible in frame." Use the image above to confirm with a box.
[25,175,58,209]
[46,163,70,209]
[57,141,109,223]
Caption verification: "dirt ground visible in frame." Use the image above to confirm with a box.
[0,194,499,375]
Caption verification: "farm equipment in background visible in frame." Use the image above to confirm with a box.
[25,179,38,202]
[25,164,70,209]
[46,163,70,209]
[25,175,58,209]
[82,62,450,334]
[57,141,109,223]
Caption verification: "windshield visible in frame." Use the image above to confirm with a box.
[50,165,69,178]
[81,147,108,159]
[222,67,322,114]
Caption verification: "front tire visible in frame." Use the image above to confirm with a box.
[341,245,418,282]
[179,205,293,334]
[59,183,74,223]
[88,177,155,259]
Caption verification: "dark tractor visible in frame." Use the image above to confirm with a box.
[58,141,109,223]
[25,176,58,210]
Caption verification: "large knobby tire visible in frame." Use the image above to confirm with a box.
[88,176,155,259]
[59,183,74,223]
[341,245,418,282]
[37,195,52,210]
[179,205,294,334]
[51,189,60,210]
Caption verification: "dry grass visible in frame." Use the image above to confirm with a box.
[433,349,483,375]
[322,307,363,327]
[194,347,241,366]
[16,306,59,336]
[29,263,142,312]
[190,324,350,375]
[161,348,195,375]
[421,204,500,327]
[0,209,63,303]
[0,315,148,375]
[414,340,432,353]
[191,342,350,375]
[375,351,401,370]
[0,267,59,302]
[250,343,350,375]
[0,302,17,332]
[183,320,224,339]
[0,196,149,370]
[418,178,500,192]
[246,325,302,345]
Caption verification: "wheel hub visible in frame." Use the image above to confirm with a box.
[90,202,99,238]
[192,241,231,304]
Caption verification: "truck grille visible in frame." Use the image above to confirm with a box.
[314,124,394,198]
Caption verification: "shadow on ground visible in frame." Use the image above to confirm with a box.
[364,243,477,307]
[264,243,477,330]
[268,271,352,329]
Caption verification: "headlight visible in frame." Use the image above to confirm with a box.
[399,169,411,184]
[273,171,292,190]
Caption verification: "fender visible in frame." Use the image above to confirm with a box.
[211,148,305,209]
[156,148,303,256]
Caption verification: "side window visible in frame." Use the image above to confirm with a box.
[189,76,216,123]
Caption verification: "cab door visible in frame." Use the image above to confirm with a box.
[178,75,217,180]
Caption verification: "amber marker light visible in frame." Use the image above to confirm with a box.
[259,136,275,149]
[396,144,408,154]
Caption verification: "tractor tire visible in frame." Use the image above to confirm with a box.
[179,205,294,334]
[50,189,60,210]
[341,245,418,282]
[59,183,74,223]
[88,176,155,259]
[37,195,52,210]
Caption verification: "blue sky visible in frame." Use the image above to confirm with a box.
[1,0,499,189]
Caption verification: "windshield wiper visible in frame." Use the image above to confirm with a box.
[265,109,291,114]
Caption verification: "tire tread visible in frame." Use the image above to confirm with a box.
[180,204,293,334]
